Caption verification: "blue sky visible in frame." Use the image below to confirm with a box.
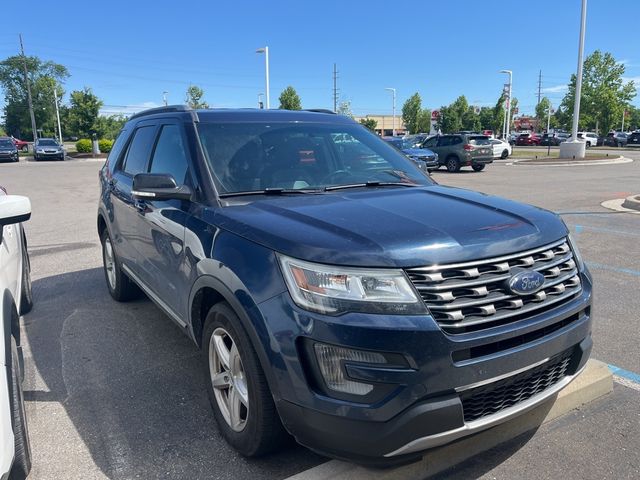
[1,0,639,117]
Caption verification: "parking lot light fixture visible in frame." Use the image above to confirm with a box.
[256,47,270,109]
[385,87,396,136]
[499,70,512,140]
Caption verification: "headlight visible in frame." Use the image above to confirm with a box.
[36,148,44,153]
[278,255,425,315]
[567,233,585,270]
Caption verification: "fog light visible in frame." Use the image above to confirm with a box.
[314,343,386,395]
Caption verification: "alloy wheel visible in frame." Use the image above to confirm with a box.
[103,237,116,290]
[209,327,249,432]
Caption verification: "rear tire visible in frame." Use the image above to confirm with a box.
[202,303,288,457]
[472,164,486,172]
[8,337,31,480]
[100,229,140,301]
[445,156,461,173]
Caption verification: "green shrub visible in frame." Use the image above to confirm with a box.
[76,139,92,153]
[99,139,114,153]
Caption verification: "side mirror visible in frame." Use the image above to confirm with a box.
[132,173,192,201]
[0,195,31,244]
[0,195,31,226]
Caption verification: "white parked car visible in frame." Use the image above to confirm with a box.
[576,132,599,147]
[490,138,512,159]
[0,190,32,480]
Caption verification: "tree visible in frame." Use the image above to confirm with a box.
[557,50,636,133]
[478,107,494,131]
[68,87,103,138]
[415,109,431,134]
[0,55,68,138]
[535,97,555,132]
[402,93,421,134]
[359,118,377,131]
[438,95,477,133]
[626,105,640,131]
[279,86,302,110]
[337,100,354,118]
[95,114,127,139]
[185,85,208,109]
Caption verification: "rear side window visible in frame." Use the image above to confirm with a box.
[107,129,130,169]
[438,137,453,146]
[469,136,490,146]
[122,126,156,175]
[149,125,189,184]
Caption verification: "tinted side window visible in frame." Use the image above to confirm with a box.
[122,126,156,175]
[438,137,452,147]
[452,136,463,145]
[423,137,438,148]
[149,125,189,184]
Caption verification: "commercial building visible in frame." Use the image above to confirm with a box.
[353,115,407,136]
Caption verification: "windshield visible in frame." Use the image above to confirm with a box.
[37,139,58,146]
[0,140,14,148]
[197,122,433,194]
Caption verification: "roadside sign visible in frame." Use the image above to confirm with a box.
[431,110,440,120]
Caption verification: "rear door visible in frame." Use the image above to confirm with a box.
[109,121,158,277]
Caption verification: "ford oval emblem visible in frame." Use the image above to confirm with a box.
[508,270,545,295]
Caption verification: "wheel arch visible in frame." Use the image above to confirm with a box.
[188,274,281,398]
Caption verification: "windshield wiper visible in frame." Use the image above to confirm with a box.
[324,181,419,192]
[219,188,324,198]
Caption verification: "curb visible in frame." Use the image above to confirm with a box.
[621,194,640,211]
[512,156,632,167]
[285,359,612,480]
[601,198,640,215]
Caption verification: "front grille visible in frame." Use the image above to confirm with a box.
[406,238,582,334]
[460,350,573,423]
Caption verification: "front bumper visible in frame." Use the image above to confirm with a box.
[257,269,593,462]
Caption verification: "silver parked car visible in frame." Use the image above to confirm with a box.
[33,138,65,161]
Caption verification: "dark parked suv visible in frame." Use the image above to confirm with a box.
[420,134,493,172]
[97,106,593,464]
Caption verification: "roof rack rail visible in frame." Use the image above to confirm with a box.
[129,105,192,121]
[304,109,336,114]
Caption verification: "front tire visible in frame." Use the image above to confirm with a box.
[500,149,509,159]
[9,337,31,480]
[100,229,139,301]
[445,156,461,173]
[202,303,288,457]
[472,164,486,172]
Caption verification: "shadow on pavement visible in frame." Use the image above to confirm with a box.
[23,267,324,479]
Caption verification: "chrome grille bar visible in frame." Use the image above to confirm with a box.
[406,238,582,334]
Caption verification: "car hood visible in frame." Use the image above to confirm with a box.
[210,185,567,268]
[402,148,436,157]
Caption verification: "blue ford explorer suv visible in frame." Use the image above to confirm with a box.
[97,106,592,465]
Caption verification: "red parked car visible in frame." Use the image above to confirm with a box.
[515,133,541,146]
[11,137,29,152]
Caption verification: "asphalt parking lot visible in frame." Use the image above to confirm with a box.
[1,151,639,479]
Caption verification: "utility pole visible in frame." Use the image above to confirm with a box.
[162,91,168,106]
[19,34,38,143]
[537,70,542,106]
[621,109,625,132]
[54,88,63,144]
[332,63,339,113]
[385,88,396,136]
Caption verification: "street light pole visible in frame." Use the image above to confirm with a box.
[500,70,512,140]
[547,104,552,133]
[162,91,168,106]
[256,47,270,109]
[54,88,63,144]
[385,87,396,136]
[571,0,587,142]
[258,93,264,109]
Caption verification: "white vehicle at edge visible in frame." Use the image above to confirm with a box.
[490,138,512,159]
[0,190,33,480]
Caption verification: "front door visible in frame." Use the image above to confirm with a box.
[134,122,192,319]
